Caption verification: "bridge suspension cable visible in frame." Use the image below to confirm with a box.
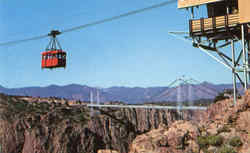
[87,76,221,111]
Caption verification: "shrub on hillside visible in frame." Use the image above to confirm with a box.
[217,125,231,133]
[197,135,224,150]
[214,93,228,103]
[229,136,242,147]
[207,135,223,146]
[218,145,236,153]
[197,136,209,149]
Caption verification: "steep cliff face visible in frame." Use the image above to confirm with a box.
[129,121,200,153]
[0,93,200,153]
[129,91,250,153]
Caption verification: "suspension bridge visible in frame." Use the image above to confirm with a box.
[87,76,218,111]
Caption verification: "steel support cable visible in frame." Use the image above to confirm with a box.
[215,49,234,69]
[169,32,233,70]
[188,78,219,93]
[156,78,182,98]
[159,85,179,99]
[213,48,241,67]
[0,0,176,47]
[199,44,244,72]
[216,42,244,70]
[236,49,243,65]
[198,44,233,70]
[60,0,177,34]
[0,34,48,47]
[180,79,216,97]
[217,41,231,48]
[168,31,189,35]
[190,84,218,97]
[157,77,191,100]
[167,78,181,88]
[235,73,244,87]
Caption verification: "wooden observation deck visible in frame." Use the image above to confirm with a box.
[178,0,250,39]
[189,14,240,37]
[178,0,250,105]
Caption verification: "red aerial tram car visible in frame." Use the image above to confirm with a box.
[41,30,67,69]
[41,50,66,69]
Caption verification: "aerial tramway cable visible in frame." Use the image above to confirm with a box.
[0,0,177,47]
[60,0,177,34]
[0,34,48,47]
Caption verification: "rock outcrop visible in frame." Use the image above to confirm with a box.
[98,149,119,153]
[129,121,199,153]
[0,93,199,153]
[129,90,250,153]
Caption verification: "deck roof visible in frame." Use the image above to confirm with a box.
[178,0,224,9]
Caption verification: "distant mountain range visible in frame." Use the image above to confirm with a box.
[0,82,243,104]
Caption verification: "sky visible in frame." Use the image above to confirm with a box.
[0,0,234,88]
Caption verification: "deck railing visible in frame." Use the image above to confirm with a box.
[189,14,240,35]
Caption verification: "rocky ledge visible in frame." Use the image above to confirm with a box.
[128,91,250,153]
[0,94,200,153]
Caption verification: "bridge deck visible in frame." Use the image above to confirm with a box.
[87,104,207,110]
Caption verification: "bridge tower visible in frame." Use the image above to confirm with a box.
[178,0,250,104]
